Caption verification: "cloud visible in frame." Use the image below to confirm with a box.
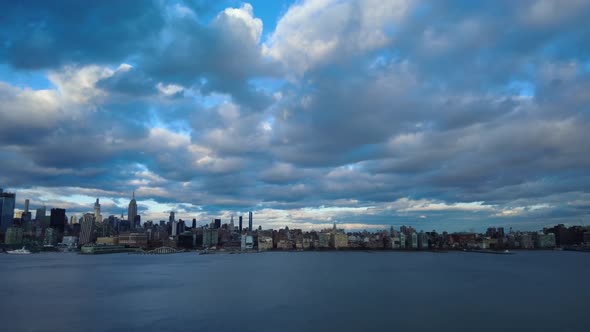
[1,0,590,232]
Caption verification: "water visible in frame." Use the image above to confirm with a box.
[1,251,588,332]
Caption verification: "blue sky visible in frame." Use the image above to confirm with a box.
[1,0,590,232]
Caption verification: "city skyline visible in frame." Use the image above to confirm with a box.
[1,1,590,233]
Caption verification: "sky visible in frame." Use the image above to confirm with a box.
[1,0,590,232]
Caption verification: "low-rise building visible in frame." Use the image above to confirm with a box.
[535,233,556,248]
[96,236,118,245]
[4,226,23,245]
[258,235,273,251]
[118,233,148,248]
[203,228,219,248]
[241,235,254,250]
[333,233,348,249]
[318,233,331,248]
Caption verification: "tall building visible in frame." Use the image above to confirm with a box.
[35,206,46,222]
[230,215,235,232]
[94,198,102,223]
[128,192,137,231]
[171,212,177,237]
[22,199,31,222]
[0,189,16,233]
[239,216,243,232]
[214,218,221,229]
[50,208,66,234]
[80,213,95,246]
[248,211,253,231]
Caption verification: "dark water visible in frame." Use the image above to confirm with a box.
[1,251,588,332]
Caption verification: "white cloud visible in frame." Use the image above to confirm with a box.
[264,0,412,75]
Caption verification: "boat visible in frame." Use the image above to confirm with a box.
[6,247,32,255]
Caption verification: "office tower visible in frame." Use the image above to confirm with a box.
[80,213,95,246]
[94,198,102,222]
[21,199,32,222]
[230,215,235,232]
[192,218,196,229]
[239,216,243,232]
[214,218,221,229]
[128,192,137,231]
[70,215,78,224]
[0,189,16,233]
[248,211,253,231]
[169,211,175,223]
[134,215,141,229]
[35,206,46,222]
[50,208,66,234]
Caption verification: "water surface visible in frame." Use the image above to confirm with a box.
[1,251,588,332]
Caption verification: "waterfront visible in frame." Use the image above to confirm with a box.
[1,251,589,332]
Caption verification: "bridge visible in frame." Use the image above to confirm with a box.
[136,247,185,254]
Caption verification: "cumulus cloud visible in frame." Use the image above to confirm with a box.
[1,0,590,232]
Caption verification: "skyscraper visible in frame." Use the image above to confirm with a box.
[35,206,46,222]
[94,198,102,222]
[50,208,66,234]
[248,211,253,231]
[239,216,243,232]
[128,192,137,231]
[80,213,95,246]
[22,199,31,222]
[0,188,16,233]
[230,215,235,232]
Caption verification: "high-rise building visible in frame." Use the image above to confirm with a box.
[80,213,95,246]
[128,192,137,231]
[214,218,221,229]
[248,211,253,231]
[192,218,196,229]
[50,208,66,234]
[239,216,243,232]
[94,198,102,223]
[171,212,177,237]
[35,206,46,222]
[0,189,16,233]
[230,215,235,232]
[22,199,31,222]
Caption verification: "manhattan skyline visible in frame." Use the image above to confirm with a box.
[1,0,590,232]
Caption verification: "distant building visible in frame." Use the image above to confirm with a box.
[50,208,66,235]
[417,231,429,249]
[214,218,221,229]
[93,198,102,223]
[0,189,16,233]
[333,233,348,249]
[44,228,59,246]
[241,235,254,250]
[248,211,253,231]
[118,233,148,248]
[96,237,118,245]
[79,213,96,246]
[535,233,556,248]
[4,226,23,245]
[128,192,138,231]
[408,232,418,249]
[258,234,273,251]
[318,233,331,248]
[203,228,219,248]
[60,236,78,249]
[35,206,46,222]
[239,216,243,232]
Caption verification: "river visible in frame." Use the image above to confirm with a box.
[1,251,588,332]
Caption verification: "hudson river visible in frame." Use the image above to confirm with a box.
[1,251,588,331]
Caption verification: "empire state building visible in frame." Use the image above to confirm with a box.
[128,191,138,230]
